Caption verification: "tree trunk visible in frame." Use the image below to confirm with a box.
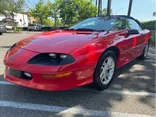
[54,16,56,27]
[12,14,16,32]
[40,16,43,26]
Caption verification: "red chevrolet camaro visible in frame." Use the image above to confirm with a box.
[4,15,151,91]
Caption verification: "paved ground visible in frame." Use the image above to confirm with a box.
[0,32,155,117]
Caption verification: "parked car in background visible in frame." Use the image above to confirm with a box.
[0,22,7,35]
[5,25,13,30]
[28,23,42,31]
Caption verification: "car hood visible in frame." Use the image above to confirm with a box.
[16,30,100,54]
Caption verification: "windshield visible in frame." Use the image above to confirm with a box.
[70,17,118,31]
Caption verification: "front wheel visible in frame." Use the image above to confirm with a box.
[94,51,116,90]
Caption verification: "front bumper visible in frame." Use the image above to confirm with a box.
[4,66,94,91]
[3,46,95,91]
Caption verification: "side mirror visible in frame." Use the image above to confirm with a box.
[128,29,139,35]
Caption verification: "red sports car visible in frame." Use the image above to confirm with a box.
[4,15,152,91]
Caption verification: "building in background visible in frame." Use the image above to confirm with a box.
[0,12,36,28]
[25,12,37,24]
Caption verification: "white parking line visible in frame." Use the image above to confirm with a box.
[0,81,14,85]
[0,81,155,97]
[0,100,154,117]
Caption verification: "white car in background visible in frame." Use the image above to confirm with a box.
[5,25,13,30]
[28,24,42,31]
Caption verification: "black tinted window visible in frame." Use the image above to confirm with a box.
[127,19,141,30]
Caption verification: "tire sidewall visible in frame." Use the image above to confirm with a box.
[94,51,116,90]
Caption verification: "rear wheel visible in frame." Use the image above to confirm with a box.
[94,51,116,90]
[138,42,149,60]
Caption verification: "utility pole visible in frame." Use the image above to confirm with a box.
[95,0,98,6]
[98,0,102,16]
[107,0,112,16]
[128,0,133,16]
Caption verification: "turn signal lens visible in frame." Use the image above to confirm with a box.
[42,72,72,78]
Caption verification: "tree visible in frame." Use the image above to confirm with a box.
[47,1,59,26]
[4,0,25,32]
[0,0,7,16]
[102,8,112,16]
[55,0,97,26]
[77,0,97,21]
[55,0,79,26]
[30,0,49,26]
[43,19,54,26]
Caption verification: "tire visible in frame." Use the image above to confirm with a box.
[0,32,2,35]
[94,51,116,91]
[138,42,150,60]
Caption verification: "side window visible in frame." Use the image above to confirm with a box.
[111,17,127,30]
[127,19,141,30]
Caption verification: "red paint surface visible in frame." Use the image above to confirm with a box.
[3,29,151,91]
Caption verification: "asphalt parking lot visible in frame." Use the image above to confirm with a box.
[0,32,155,117]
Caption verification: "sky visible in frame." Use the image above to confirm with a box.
[25,0,156,21]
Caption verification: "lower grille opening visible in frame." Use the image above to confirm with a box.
[7,67,32,80]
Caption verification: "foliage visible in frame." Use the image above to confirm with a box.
[16,27,22,32]
[76,0,97,21]
[141,20,156,45]
[0,0,7,15]
[141,20,156,30]
[55,0,97,26]
[102,8,112,16]
[47,1,59,26]
[30,0,49,25]
[43,19,54,26]
[29,0,97,26]
[151,36,156,44]
[1,0,25,32]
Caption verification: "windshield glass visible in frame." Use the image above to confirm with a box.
[70,17,118,31]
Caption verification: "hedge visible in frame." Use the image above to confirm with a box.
[141,20,156,30]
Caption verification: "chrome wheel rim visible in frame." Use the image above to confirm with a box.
[144,44,149,57]
[100,57,115,85]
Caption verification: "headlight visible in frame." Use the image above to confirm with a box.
[28,53,75,66]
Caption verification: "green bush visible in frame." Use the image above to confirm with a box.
[43,19,54,27]
[141,20,156,30]
[16,27,22,32]
[151,36,156,44]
